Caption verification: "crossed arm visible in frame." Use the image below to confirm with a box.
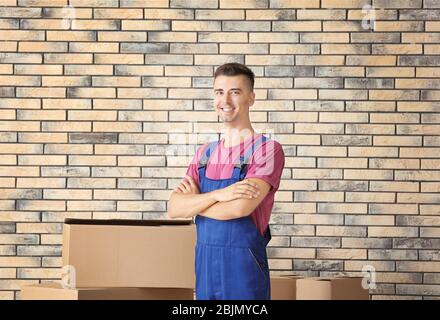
[167,176,271,221]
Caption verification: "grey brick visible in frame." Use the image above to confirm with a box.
[269,224,315,236]
[425,274,440,284]
[272,9,296,20]
[194,100,214,110]
[192,77,213,88]
[295,78,343,89]
[270,214,293,225]
[373,0,422,8]
[12,189,42,200]
[291,237,341,248]
[294,259,344,271]
[422,90,440,100]
[0,245,16,255]
[171,0,218,8]
[399,56,440,66]
[120,43,169,54]
[400,9,440,20]
[342,238,392,248]
[41,167,90,177]
[2,18,19,28]
[0,7,41,18]
[0,234,39,245]
[393,238,440,249]
[142,212,168,219]
[424,0,440,8]
[369,249,418,260]
[41,257,61,267]
[397,284,440,296]
[145,144,195,155]
[422,113,440,123]
[351,33,400,43]
[397,216,440,227]
[318,180,368,191]
[345,78,394,89]
[69,133,118,144]
[17,245,62,256]
[231,0,268,8]
[265,66,314,77]
[369,283,396,295]
[223,21,270,31]
[120,0,150,6]
[0,223,16,233]
[281,168,292,179]
[322,135,371,146]
[419,250,440,261]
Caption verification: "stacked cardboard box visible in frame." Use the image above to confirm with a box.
[270,275,370,300]
[270,274,302,300]
[20,218,370,300]
[296,276,370,300]
[21,218,196,300]
[21,283,194,300]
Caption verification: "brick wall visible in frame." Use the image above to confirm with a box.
[0,0,439,300]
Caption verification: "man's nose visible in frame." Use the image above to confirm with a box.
[221,93,231,104]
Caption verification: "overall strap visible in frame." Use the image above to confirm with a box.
[198,140,220,169]
[235,135,268,169]
[232,135,268,180]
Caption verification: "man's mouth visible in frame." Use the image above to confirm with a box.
[220,107,235,113]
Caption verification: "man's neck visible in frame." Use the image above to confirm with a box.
[222,125,256,148]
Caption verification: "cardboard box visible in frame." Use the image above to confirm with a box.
[296,277,370,300]
[62,219,196,289]
[270,275,302,300]
[21,283,194,300]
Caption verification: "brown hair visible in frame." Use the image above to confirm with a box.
[214,63,255,91]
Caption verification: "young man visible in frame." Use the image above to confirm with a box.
[168,63,285,300]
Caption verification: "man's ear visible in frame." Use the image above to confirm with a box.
[249,91,256,107]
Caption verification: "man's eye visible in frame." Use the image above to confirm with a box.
[232,91,239,95]
[215,91,223,95]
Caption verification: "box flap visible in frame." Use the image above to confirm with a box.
[62,221,196,288]
[278,274,302,279]
[302,277,333,282]
[64,218,193,226]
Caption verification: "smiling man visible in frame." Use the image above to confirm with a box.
[168,63,285,300]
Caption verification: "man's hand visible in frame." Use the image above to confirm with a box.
[174,175,200,194]
[212,179,260,202]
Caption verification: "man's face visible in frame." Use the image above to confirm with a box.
[213,75,255,124]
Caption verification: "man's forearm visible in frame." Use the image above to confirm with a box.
[199,178,270,221]
[199,200,245,220]
[168,191,218,219]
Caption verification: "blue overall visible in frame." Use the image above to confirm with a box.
[195,136,272,300]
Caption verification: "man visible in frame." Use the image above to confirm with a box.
[168,63,285,300]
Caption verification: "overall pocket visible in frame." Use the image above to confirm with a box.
[248,248,267,281]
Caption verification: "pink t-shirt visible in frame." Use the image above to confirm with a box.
[186,133,285,236]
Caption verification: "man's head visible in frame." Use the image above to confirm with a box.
[213,63,256,125]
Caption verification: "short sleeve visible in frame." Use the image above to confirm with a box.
[244,140,285,191]
[185,143,208,188]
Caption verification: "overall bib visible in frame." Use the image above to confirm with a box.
[195,135,272,300]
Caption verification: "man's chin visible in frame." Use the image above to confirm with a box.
[219,116,235,122]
